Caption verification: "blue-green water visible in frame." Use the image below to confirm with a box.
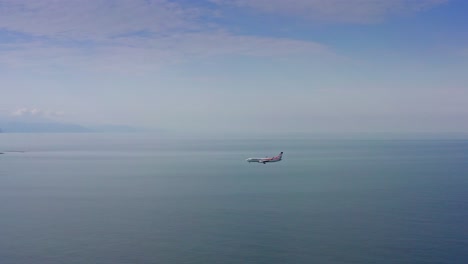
[1,134,467,263]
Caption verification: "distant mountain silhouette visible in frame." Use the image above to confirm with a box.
[0,116,157,133]
[86,124,151,133]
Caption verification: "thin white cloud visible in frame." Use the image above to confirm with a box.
[0,0,336,72]
[0,0,201,40]
[11,108,65,118]
[210,0,448,23]
[0,32,334,73]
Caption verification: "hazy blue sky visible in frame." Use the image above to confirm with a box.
[1,0,467,134]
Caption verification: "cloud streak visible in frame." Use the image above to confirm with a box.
[0,0,334,73]
[0,34,332,74]
[11,108,65,118]
[210,0,448,23]
[0,0,201,40]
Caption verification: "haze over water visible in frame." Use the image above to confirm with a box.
[0,133,467,263]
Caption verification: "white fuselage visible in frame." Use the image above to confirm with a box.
[246,152,283,164]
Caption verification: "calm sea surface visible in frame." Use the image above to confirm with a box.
[0,134,467,264]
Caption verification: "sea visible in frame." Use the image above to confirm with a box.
[0,133,467,264]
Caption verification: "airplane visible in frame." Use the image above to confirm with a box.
[246,152,283,164]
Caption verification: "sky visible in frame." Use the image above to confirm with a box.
[1,0,467,135]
